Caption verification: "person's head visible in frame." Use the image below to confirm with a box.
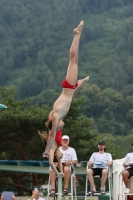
[33,186,40,191]
[62,135,70,147]
[98,140,106,151]
[32,186,40,198]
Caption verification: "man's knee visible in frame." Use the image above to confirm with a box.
[122,170,129,177]
[87,169,93,176]
[64,166,70,174]
[122,170,126,176]
[102,169,108,176]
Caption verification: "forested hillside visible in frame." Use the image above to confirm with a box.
[1,0,133,194]
[0,0,133,137]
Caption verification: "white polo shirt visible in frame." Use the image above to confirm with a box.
[124,152,133,169]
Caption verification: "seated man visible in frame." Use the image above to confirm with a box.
[49,135,78,197]
[30,186,45,200]
[122,143,133,194]
[87,141,112,195]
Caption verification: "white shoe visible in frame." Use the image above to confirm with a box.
[124,188,131,194]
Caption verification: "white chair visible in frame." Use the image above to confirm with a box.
[119,175,133,200]
[85,165,112,200]
[47,165,77,200]
[112,159,125,200]
[67,164,77,200]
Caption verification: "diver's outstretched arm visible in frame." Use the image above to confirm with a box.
[49,147,63,178]
[43,113,58,156]
[58,160,63,174]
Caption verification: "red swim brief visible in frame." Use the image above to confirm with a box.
[48,116,62,147]
[62,79,78,89]
[55,129,62,147]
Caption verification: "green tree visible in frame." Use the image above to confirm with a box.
[0,86,96,194]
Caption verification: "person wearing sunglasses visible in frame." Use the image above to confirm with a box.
[86,141,112,195]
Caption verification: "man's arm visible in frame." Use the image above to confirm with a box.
[123,163,133,167]
[1,195,4,200]
[87,161,93,167]
[106,161,113,166]
[71,160,78,165]
[106,153,113,166]
[11,195,16,200]
[30,191,39,200]
[87,152,95,167]
[70,148,78,165]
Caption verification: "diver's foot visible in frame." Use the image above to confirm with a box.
[78,76,89,86]
[84,76,89,82]
[73,21,84,34]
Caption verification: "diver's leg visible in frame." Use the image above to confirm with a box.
[66,21,84,85]
[72,76,89,99]
[49,148,63,178]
